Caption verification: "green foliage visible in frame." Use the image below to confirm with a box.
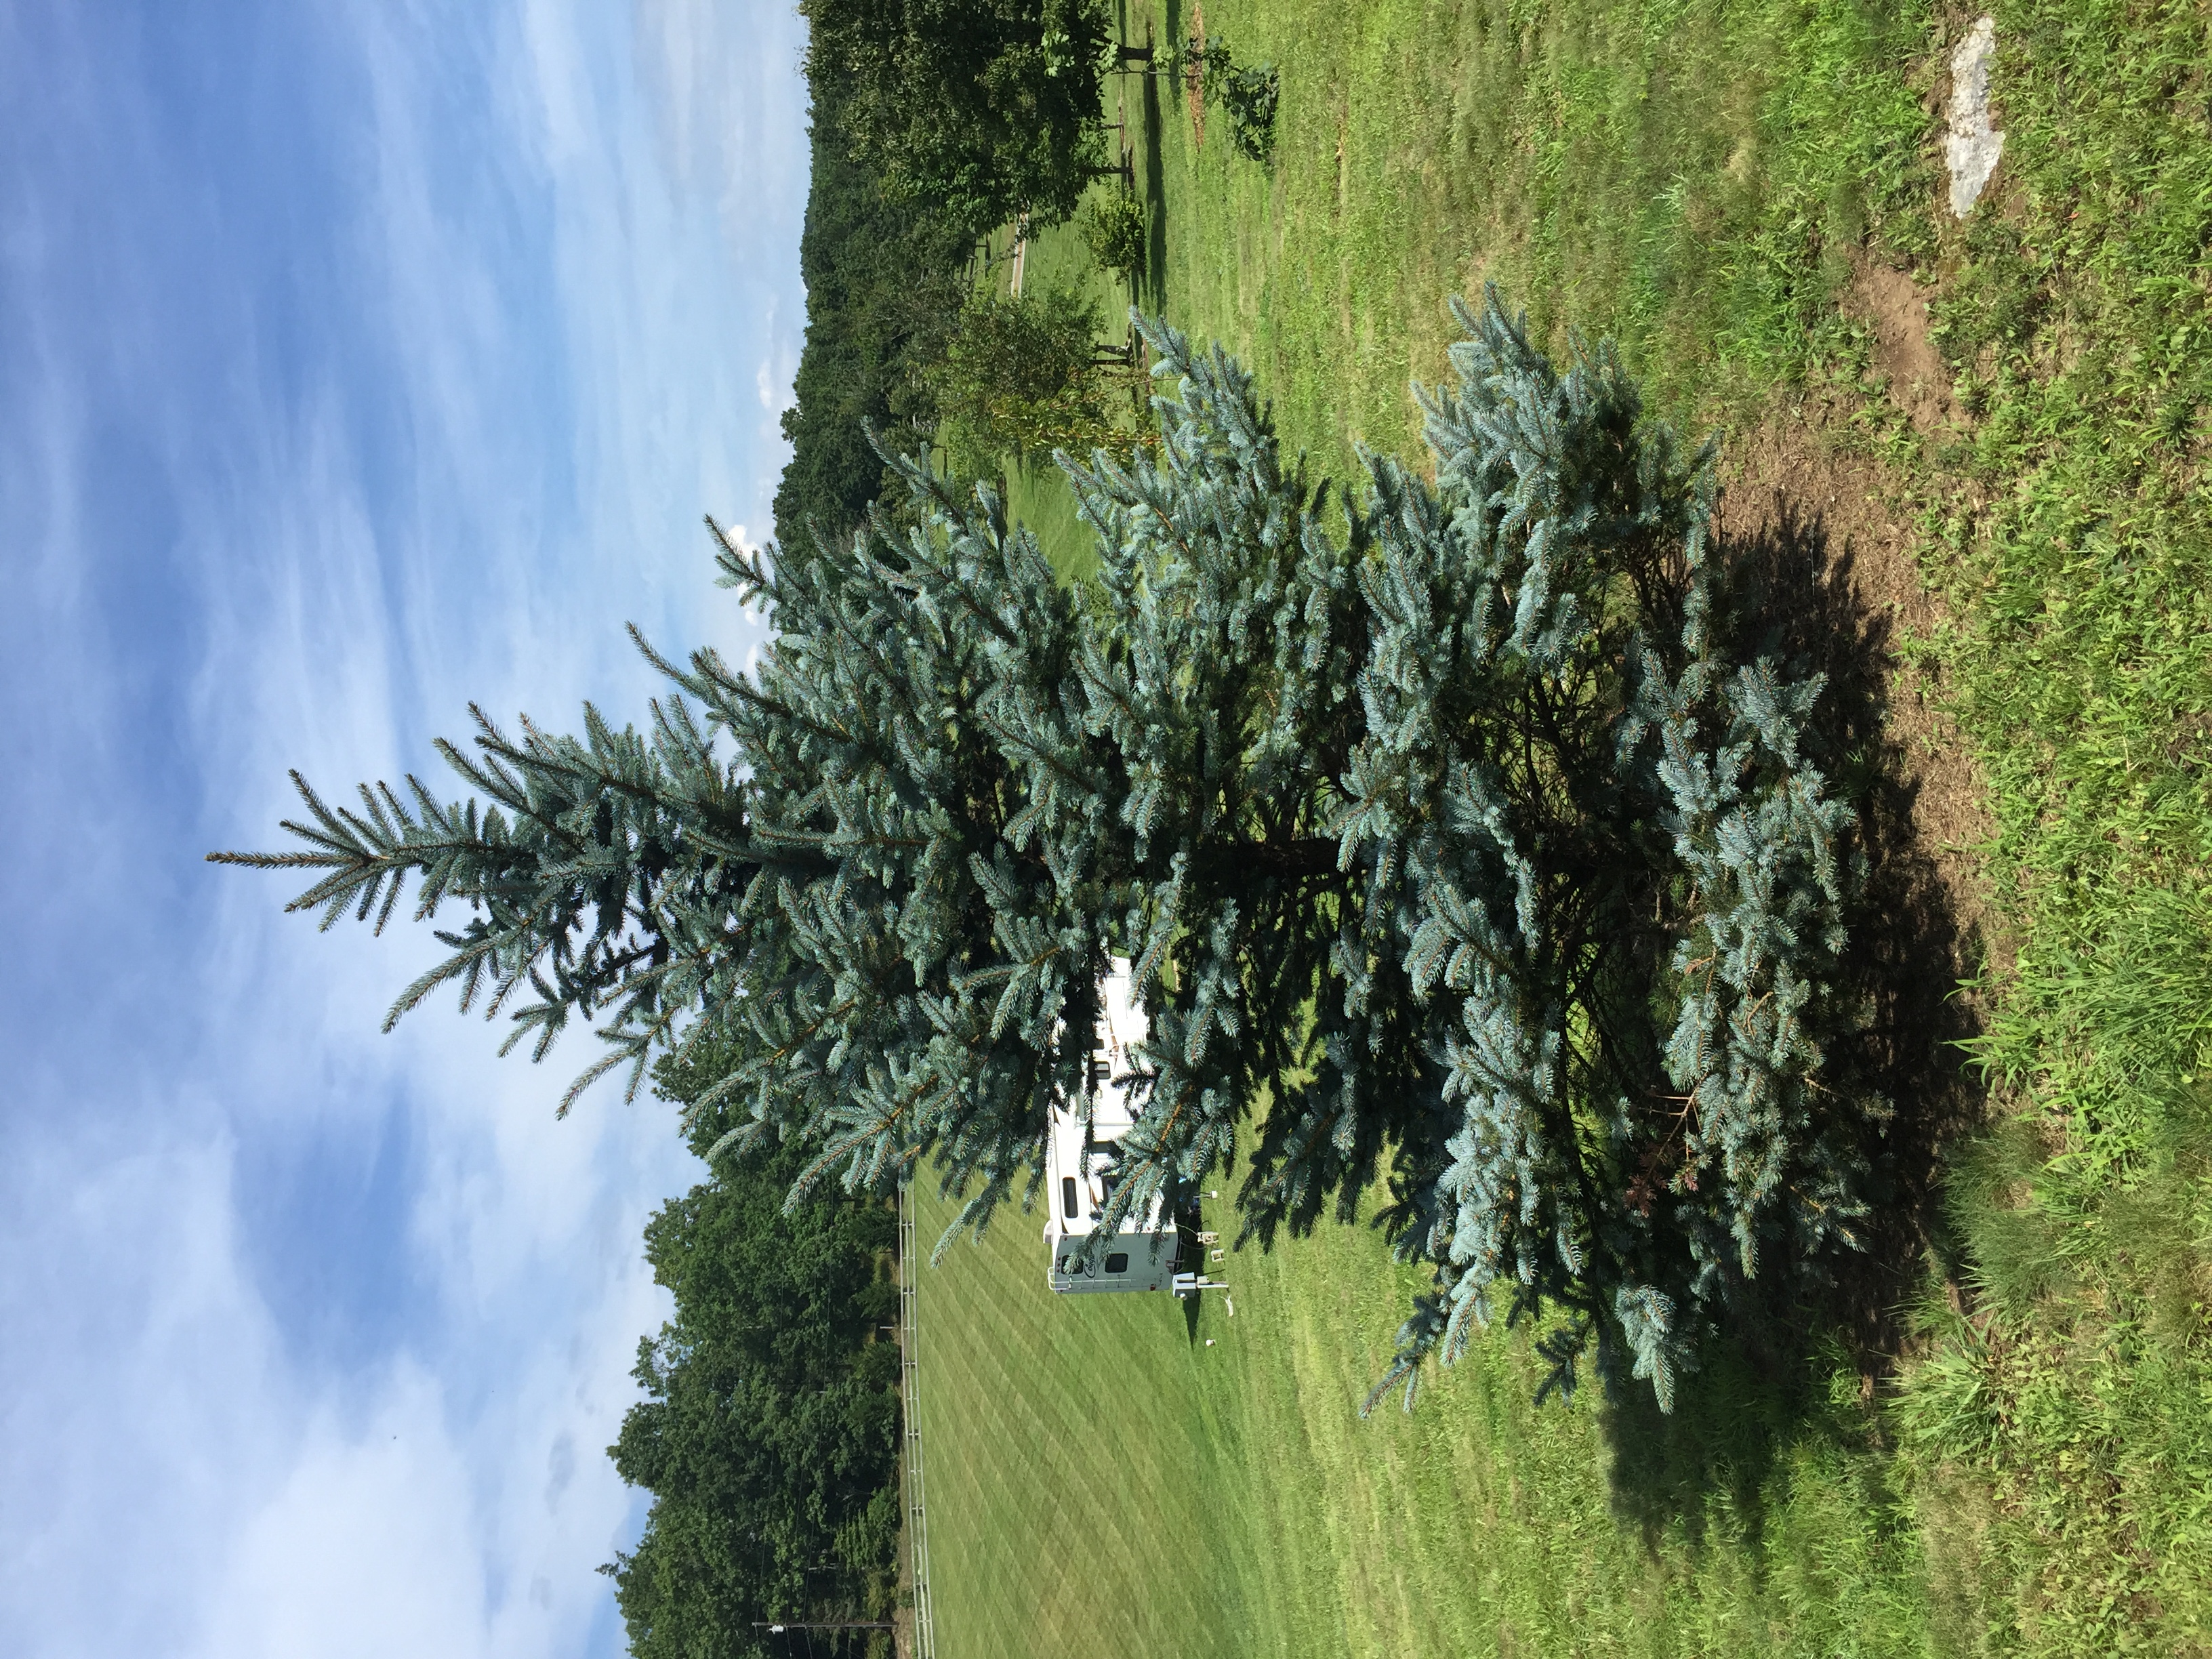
[773,110,970,552]
[211,693,796,1118]
[906,0,2212,1643]
[802,0,1116,240]
[1189,35,1279,164]
[203,0,2212,1638]
[917,281,1143,472]
[1215,290,1860,1413]
[1080,188,1148,286]
[1871,7,2212,1642]
[218,291,1864,1415]
[605,1076,901,1659]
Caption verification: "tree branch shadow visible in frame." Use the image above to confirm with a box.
[1601,486,1989,1553]
[1141,41,1170,313]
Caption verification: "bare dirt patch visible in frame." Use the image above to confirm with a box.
[1717,413,1988,903]
[1842,256,1963,435]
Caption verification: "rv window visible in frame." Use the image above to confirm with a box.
[1104,1252,1130,1274]
[1061,1176,1078,1220]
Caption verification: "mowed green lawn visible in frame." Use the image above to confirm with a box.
[920,0,2212,1652]
[914,1163,1926,1658]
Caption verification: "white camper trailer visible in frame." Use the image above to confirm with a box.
[1043,960,1179,1294]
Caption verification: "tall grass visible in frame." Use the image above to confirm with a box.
[1883,4,2212,1647]
[1897,1082,2212,1653]
[1896,891,2212,1651]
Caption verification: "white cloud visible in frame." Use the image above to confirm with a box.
[0,1115,286,1658]
[208,1366,487,1659]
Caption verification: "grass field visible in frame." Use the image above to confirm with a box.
[919,1,2212,1652]
[915,1162,1933,1657]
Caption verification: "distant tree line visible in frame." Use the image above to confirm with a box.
[600,1044,901,1659]
[771,110,968,553]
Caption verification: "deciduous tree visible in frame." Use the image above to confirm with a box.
[802,0,1116,240]
[918,280,1142,473]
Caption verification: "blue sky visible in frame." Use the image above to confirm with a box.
[0,3,806,1653]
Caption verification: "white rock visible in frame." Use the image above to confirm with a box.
[1944,16,2006,218]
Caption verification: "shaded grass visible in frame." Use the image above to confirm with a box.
[1896,1086,2212,1653]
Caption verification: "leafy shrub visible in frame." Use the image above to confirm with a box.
[914,280,1143,471]
[1082,188,1149,285]
[1191,34,1279,163]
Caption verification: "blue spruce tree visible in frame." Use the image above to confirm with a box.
[216,289,1862,1410]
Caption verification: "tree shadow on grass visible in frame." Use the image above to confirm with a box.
[1140,43,1170,314]
[1602,486,1990,1553]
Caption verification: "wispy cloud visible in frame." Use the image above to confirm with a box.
[0,2,806,1654]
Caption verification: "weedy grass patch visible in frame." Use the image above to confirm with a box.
[1894,3,2212,1647]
